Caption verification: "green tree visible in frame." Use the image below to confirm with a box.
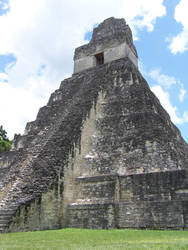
[0,125,11,152]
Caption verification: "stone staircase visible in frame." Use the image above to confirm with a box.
[0,172,30,232]
[0,207,18,232]
[0,64,105,232]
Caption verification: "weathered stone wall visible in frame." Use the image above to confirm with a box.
[74,42,138,73]
[74,17,138,73]
[104,43,138,67]
[74,56,96,74]
[8,186,63,232]
[68,170,188,229]
[117,170,188,229]
[117,201,184,229]
[67,203,115,229]
[74,17,137,60]
[0,151,16,183]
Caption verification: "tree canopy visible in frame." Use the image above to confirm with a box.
[0,125,11,152]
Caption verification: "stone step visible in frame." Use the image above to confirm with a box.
[0,209,16,215]
[0,220,10,224]
[0,217,12,221]
[0,214,12,218]
[0,215,11,219]
[2,204,18,209]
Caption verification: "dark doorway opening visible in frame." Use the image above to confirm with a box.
[95,52,104,65]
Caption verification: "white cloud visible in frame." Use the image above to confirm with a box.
[0,0,166,138]
[151,85,183,124]
[179,86,186,102]
[149,69,177,89]
[149,68,186,102]
[0,81,45,139]
[169,0,188,54]
[0,0,9,11]
[0,72,8,82]
[151,85,188,127]
[138,60,147,75]
[122,0,166,36]
[183,112,188,122]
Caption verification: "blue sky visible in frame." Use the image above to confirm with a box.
[135,0,188,142]
[0,0,188,143]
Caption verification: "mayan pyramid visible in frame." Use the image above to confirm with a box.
[0,17,188,232]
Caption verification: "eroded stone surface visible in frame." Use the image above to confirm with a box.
[0,17,188,232]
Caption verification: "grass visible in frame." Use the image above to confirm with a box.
[0,228,188,250]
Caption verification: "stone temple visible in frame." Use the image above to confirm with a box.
[0,17,188,232]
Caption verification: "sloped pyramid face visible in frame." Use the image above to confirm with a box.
[0,17,188,232]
